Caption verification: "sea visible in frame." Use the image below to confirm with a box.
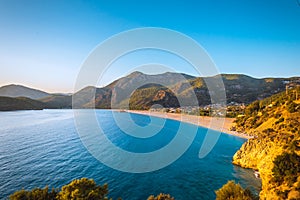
[0,110,261,199]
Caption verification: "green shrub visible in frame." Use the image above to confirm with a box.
[272,152,300,185]
[10,178,175,200]
[147,193,175,200]
[287,101,299,113]
[10,186,57,200]
[57,178,109,200]
[215,180,255,200]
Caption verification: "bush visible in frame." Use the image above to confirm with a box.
[245,101,260,116]
[277,117,285,124]
[287,101,299,113]
[272,152,300,185]
[147,193,175,200]
[215,180,255,200]
[10,186,57,200]
[10,179,111,200]
[57,178,109,200]
[10,178,174,200]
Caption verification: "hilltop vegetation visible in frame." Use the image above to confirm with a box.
[39,95,72,109]
[1,72,299,111]
[0,96,45,111]
[231,86,300,199]
[10,178,111,200]
[9,178,174,200]
[215,180,256,200]
[106,73,298,109]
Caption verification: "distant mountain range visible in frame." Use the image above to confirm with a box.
[0,84,50,99]
[0,96,46,111]
[0,72,299,111]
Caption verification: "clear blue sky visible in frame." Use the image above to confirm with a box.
[0,0,299,92]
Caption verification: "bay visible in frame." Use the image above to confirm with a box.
[0,110,261,199]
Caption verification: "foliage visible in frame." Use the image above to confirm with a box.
[2,73,298,111]
[287,100,299,113]
[232,85,300,199]
[0,96,45,111]
[147,193,175,200]
[272,152,300,185]
[10,178,112,200]
[57,178,109,200]
[89,73,297,109]
[233,87,300,136]
[245,100,260,116]
[215,181,255,200]
[9,186,57,200]
[10,178,175,200]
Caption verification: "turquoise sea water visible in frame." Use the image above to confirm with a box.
[0,110,261,199]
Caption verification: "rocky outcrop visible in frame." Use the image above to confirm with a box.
[233,138,284,199]
[231,87,300,199]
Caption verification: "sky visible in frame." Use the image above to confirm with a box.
[0,0,300,93]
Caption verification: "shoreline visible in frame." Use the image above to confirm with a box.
[126,110,252,139]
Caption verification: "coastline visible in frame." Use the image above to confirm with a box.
[126,110,252,139]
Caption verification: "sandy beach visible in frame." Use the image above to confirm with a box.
[127,110,252,139]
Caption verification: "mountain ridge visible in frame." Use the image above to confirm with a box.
[0,72,299,111]
[0,96,46,111]
[0,84,50,99]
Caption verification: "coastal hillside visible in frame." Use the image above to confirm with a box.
[232,86,300,199]
[1,72,300,111]
[72,72,300,109]
[0,96,46,111]
[0,84,50,99]
[39,94,72,109]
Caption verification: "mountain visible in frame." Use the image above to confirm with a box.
[0,84,50,99]
[73,72,299,109]
[221,74,296,102]
[1,72,300,111]
[0,96,46,111]
[231,86,300,199]
[39,94,72,109]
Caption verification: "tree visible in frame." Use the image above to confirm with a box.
[245,101,260,116]
[286,100,299,113]
[10,186,57,200]
[57,178,109,200]
[9,178,176,200]
[147,193,175,200]
[215,180,255,200]
[272,152,300,185]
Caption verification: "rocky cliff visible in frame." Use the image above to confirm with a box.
[232,87,300,199]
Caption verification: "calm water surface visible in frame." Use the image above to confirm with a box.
[0,110,261,199]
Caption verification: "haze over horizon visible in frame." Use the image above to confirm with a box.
[1,0,300,93]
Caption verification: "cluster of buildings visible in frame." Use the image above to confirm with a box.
[149,102,246,118]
